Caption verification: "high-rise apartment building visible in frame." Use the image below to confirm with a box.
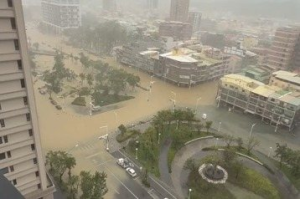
[103,0,116,11]
[266,26,300,70]
[170,0,190,22]
[41,0,81,32]
[188,11,202,33]
[0,1,55,198]
[146,0,158,10]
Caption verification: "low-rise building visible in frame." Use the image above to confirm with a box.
[269,71,300,93]
[116,43,230,86]
[159,21,192,41]
[217,74,300,131]
[240,65,271,83]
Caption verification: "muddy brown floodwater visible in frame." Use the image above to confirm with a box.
[26,24,218,152]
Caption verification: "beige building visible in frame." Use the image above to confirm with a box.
[0,1,55,199]
[217,74,300,131]
[170,0,190,22]
[266,26,300,70]
[269,71,300,93]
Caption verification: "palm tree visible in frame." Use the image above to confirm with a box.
[86,73,94,88]
[66,156,76,179]
[205,121,213,133]
[79,73,86,85]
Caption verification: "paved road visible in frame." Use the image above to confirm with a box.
[112,150,180,199]
[194,105,300,153]
[68,139,153,199]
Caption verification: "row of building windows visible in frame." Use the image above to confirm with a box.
[0,144,36,161]
[0,113,31,128]
[0,97,28,111]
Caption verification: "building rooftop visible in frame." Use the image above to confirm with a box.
[222,74,300,106]
[160,47,224,65]
[221,74,264,91]
[272,70,300,86]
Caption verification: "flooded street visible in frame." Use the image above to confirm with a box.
[27,25,218,151]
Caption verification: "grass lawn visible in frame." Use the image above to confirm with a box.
[187,170,236,199]
[125,127,160,177]
[93,93,134,106]
[199,155,280,199]
[71,96,86,106]
[280,164,300,191]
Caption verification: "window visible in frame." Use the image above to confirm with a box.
[26,113,31,121]
[14,40,19,50]
[4,136,8,143]
[7,151,11,158]
[0,119,5,128]
[35,171,39,177]
[17,60,22,70]
[20,79,25,88]
[0,153,6,160]
[31,144,35,151]
[37,184,41,189]
[23,97,28,106]
[0,137,2,144]
[29,129,33,137]
[9,166,14,172]
[12,179,17,185]
[33,158,37,164]
[0,103,2,110]
[7,0,13,7]
[10,18,16,29]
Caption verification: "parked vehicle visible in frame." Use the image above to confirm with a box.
[126,167,137,178]
[117,158,129,169]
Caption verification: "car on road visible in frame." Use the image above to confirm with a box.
[126,167,137,178]
[117,158,129,169]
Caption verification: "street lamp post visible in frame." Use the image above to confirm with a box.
[275,116,281,133]
[135,148,138,159]
[171,91,177,101]
[218,122,222,133]
[99,126,109,151]
[158,133,161,144]
[268,147,273,158]
[188,188,192,199]
[149,81,155,93]
[195,97,201,113]
[215,138,219,148]
[113,111,118,125]
[249,123,256,138]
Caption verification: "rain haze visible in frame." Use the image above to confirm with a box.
[1,0,300,199]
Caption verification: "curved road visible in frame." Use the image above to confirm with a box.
[169,138,298,199]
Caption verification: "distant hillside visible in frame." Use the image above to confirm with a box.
[191,0,300,20]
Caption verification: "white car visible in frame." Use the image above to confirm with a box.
[126,167,137,178]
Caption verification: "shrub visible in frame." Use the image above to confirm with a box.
[71,97,86,106]
[116,130,140,143]
[78,87,90,96]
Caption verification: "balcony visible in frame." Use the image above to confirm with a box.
[0,138,34,153]
[0,123,31,136]
[0,152,35,169]
[0,107,30,120]
[0,52,21,62]
[0,8,14,18]
[0,90,27,101]
[0,31,18,40]
[5,165,38,180]
[0,72,24,82]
